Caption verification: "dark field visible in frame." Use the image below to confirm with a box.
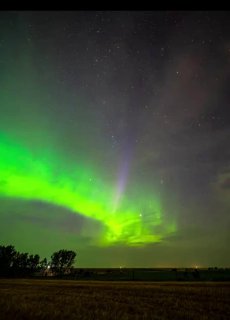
[0,279,230,320]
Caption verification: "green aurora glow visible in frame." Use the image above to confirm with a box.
[1,12,230,267]
[0,132,176,246]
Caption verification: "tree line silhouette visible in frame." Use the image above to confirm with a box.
[0,244,76,277]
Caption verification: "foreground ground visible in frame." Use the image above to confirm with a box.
[0,279,229,320]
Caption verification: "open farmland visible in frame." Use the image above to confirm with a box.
[0,279,229,320]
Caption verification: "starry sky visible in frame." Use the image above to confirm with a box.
[0,11,229,267]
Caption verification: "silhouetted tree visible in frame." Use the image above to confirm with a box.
[12,252,29,275]
[27,254,40,273]
[14,252,28,268]
[51,249,76,275]
[192,268,200,280]
[0,244,78,278]
[0,245,16,276]
[40,257,48,270]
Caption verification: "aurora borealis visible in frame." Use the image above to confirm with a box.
[0,11,229,267]
[0,131,175,245]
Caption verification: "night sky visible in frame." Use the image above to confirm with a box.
[0,11,229,267]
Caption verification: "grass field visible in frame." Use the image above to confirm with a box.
[0,279,229,320]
